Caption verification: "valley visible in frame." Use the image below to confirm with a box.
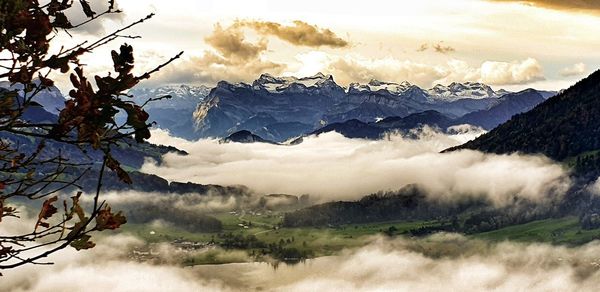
[121,211,600,266]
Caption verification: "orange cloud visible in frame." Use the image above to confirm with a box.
[235,20,349,48]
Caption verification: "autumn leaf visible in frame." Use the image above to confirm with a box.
[35,196,58,230]
[95,206,127,231]
[70,234,95,251]
[65,192,85,221]
[106,154,132,184]
[66,220,88,240]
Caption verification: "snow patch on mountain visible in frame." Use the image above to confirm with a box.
[253,73,336,93]
[427,82,505,101]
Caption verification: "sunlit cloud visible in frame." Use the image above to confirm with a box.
[143,128,570,206]
[560,62,588,77]
[235,20,349,48]
[288,52,545,87]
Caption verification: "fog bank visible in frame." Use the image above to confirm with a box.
[4,233,600,292]
[143,128,571,205]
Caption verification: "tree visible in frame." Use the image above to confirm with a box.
[0,0,181,273]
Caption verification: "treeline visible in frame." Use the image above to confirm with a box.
[283,185,480,227]
[282,185,579,234]
[451,69,600,161]
[218,233,309,263]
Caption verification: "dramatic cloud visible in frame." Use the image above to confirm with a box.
[147,54,285,86]
[142,127,570,206]
[324,55,448,87]
[560,62,588,77]
[235,20,349,48]
[147,23,286,86]
[204,24,268,62]
[491,0,600,13]
[311,53,545,87]
[479,58,545,85]
[146,19,348,86]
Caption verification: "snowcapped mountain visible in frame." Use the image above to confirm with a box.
[427,82,503,101]
[348,80,414,95]
[128,84,210,110]
[188,73,547,142]
[125,85,211,140]
[0,81,66,114]
[252,73,341,94]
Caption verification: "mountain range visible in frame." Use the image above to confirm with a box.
[126,85,211,139]
[188,73,554,142]
[449,69,600,164]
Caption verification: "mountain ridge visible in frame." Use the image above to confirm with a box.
[190,73,552,142]
[447,69,600,162]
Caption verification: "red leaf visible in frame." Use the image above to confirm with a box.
[35,196,58,230]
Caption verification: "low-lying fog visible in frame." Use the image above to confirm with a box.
[2,127,585,291]
[3,231,600,292]
[144,127,570,206]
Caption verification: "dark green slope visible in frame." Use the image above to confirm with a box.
[449,70,600,161]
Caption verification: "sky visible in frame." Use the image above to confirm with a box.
[57,0,600,91]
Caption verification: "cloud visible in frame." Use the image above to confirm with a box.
[7,232,600,291]
[146,23,286,86]
[433,42,456,54]
[417,42,456,54]
[0,234,231,292]
[204,23,268,62]
[479,58,545,85]
[324,55,448,87]
[585,177,600,197]
[65,0,126,35]
[303,53,544,87]
[83,189,255,214]
[235,20,349,48]
[145,19,350,86]
[560,62,587,77]
[490,0,600,13]
[142,127,570,206]
[251,235,600,291]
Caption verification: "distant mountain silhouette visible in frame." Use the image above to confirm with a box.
[454,89,545,130]
[221,130,277,144]
[310,110,453,139]
[449,70,600,162]
[191,73,522,142]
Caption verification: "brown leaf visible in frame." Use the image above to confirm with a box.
[70,234,95,250]
[95,206,127,231]
[35,196,58,230]
[106,155,133,184]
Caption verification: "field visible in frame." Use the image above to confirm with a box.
[473,217,600,245]
[120,212,600,265]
